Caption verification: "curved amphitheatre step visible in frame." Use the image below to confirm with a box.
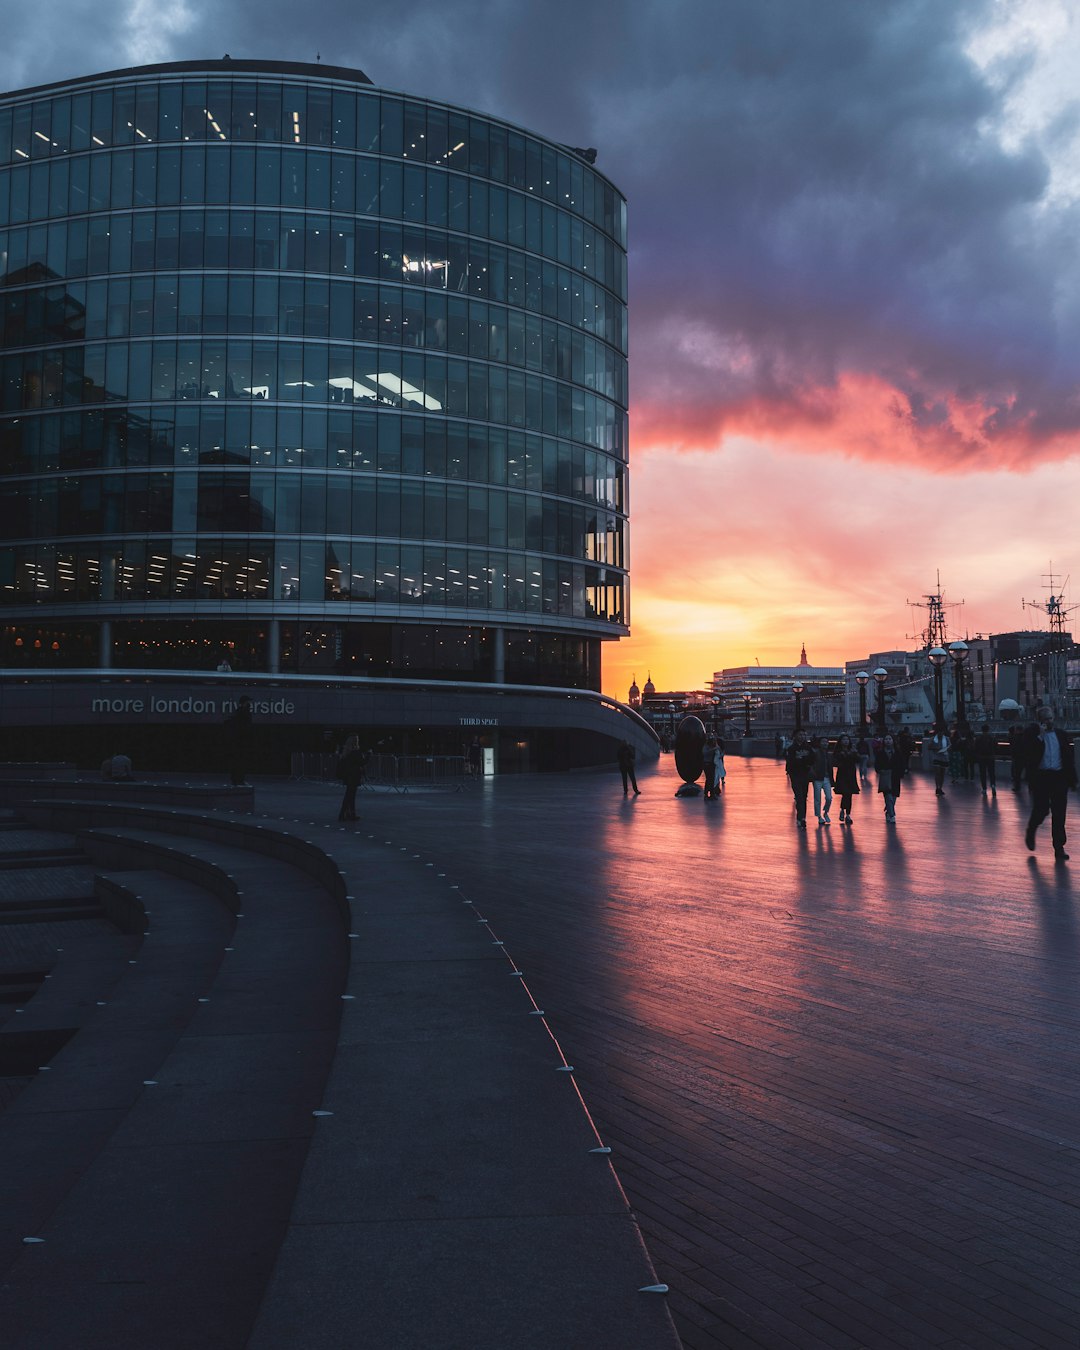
[0,802,348,1350]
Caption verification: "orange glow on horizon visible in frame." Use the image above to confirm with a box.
[601,420,1080,703]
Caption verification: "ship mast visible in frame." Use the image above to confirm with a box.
[907,571,963,659]
[1022,565,1076,718]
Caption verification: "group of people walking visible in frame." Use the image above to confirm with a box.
[782,714,1077,858]
[784,730,894,826]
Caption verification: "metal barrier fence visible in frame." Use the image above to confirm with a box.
[290,752,470,791]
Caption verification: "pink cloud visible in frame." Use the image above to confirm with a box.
[631,370,1080,473]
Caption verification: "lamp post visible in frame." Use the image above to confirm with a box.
[948,641,969,728]
[792,680,804,734]
[667,701,676,738]
[928,646,947,729]
[743,694,752,738]
[855,670,869,727]
[711,695,721,736]
[873,667,888,732]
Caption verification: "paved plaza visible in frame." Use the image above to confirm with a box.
[258,754,1080,1350]
[2,752,1079,1348]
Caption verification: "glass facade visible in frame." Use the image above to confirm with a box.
[0,61,628,686]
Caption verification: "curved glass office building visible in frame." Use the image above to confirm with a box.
[0,60,628,714]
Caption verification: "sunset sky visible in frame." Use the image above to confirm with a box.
[4,0,1079,698]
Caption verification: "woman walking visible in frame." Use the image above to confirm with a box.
[875,733,902,822]
[833,734,860,823]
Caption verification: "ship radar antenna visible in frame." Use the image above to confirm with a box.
[1022,564,1077,718]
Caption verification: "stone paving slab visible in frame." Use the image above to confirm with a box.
[251,1213,676,1350]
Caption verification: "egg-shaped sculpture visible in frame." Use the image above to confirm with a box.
[674,716,706,785]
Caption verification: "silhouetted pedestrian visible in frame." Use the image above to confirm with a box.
[617,740,639,796]
[928,726,950,796]
[833,734,860,823]
[336,736,368,821]
[714,733,727,793]
[810,735,833,824]
[875,733,902,822]
[973,723,997,796]
[702,737,718,799]
[1024,708,1077,862]
[786,730,814,828]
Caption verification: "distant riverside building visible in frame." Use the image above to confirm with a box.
[712,646,844,715]
[989,631,1073,714]
[0,59,642,769]
[844,633,1076,729]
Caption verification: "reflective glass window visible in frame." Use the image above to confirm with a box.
[380,98,402,158]
[357,94,379,152]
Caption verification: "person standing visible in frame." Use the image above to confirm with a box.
[617,740,640,796]
[928,725,951,797]
[785,729,815,828]
[810,735,834,824]
[875,733,902,822]
[973,723,998,796]
[336,736,368,821]
[961,724,976,781]
[833,734,860,823]
[702,737,717,799]
[1024,708,1077,861]
[714,733,727,793]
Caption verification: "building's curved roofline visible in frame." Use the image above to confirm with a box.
[3,57,375,101]
[0,58,616,187]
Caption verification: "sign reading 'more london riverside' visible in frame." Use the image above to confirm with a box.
[91,695,296,718]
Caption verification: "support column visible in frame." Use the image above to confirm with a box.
[98,619,112,670]
[493,627,505,684]
[267,620,281,674]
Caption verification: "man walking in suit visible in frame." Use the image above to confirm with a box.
[1024,708,1078,861]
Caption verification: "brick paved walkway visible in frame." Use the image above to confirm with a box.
[259,757,1080,1349]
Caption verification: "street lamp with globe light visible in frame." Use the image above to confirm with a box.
[855,670,869,727]
[792,679,805,733]
[948,641,969,727]
[928,646,948,729]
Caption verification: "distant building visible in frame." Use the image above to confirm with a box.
[987,631,1073,714]
[712,646,844,720]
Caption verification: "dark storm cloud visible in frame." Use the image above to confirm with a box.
[3,0,1077,466]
